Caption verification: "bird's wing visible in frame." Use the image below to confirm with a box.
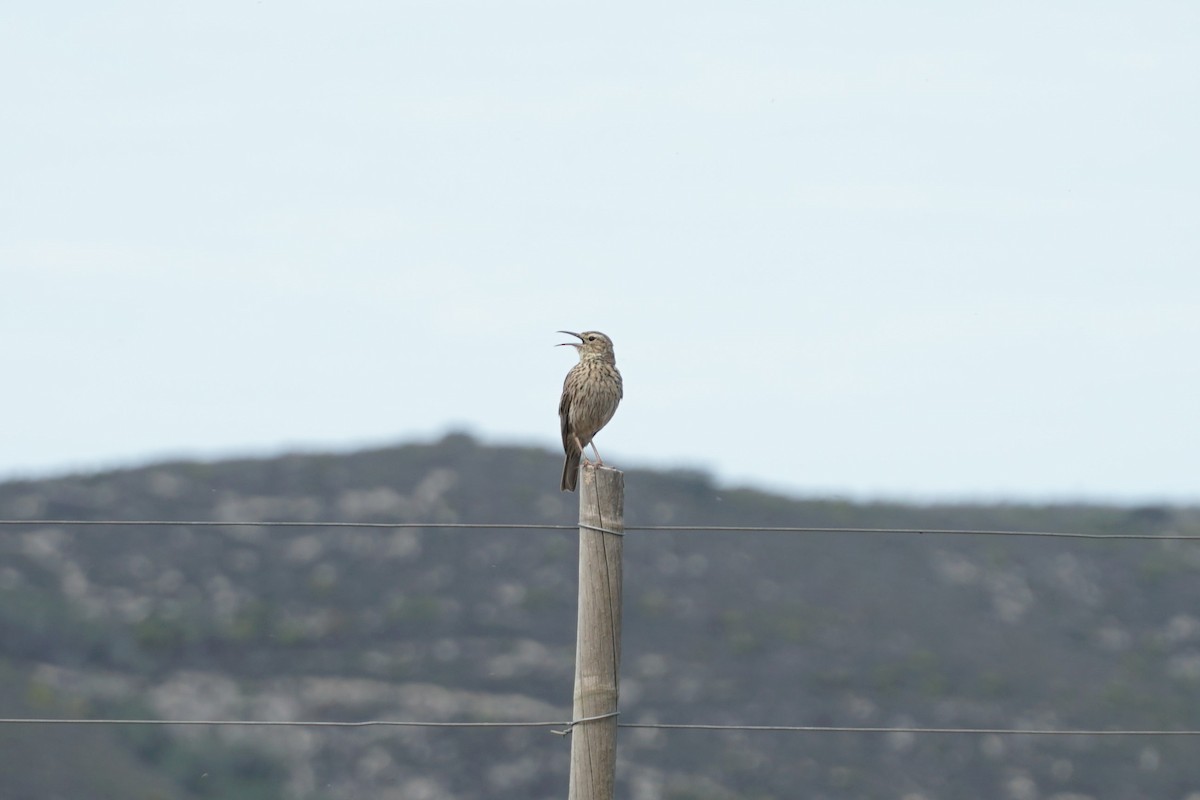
[558,380,573,452]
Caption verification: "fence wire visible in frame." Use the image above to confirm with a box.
[0,519,1195,539]
[0,516,1194,738]
[3,716,1200,737]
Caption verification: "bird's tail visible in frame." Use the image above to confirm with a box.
[561,449,581,492]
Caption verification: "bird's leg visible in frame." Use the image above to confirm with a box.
[588,442,605,466]
[574,435,594,466]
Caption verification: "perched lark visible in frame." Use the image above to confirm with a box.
[557,331,622,492]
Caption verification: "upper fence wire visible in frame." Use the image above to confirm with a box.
[0,519,1196,539]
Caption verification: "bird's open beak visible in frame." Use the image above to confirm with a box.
[556,330,584,347]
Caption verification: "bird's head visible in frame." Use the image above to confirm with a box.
[557,330,616,362]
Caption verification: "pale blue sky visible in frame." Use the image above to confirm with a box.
[4,2,1198,501]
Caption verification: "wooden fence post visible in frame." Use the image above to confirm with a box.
[567,465,625,800]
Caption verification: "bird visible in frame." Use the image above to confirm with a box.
[557,330,623,492]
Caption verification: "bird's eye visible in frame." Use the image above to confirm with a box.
[588,336,596,341]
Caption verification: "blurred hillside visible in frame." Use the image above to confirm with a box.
[1,433,1198,800]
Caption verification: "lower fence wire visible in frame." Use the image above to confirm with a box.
[2,717,1200,736]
